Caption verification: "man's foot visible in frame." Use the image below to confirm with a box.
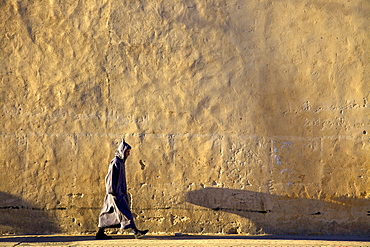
[96,232,112,240]
[134,229,149,239]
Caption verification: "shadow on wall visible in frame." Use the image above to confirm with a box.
[187,188,370,235]
[0,192,60,234]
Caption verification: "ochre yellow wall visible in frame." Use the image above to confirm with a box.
[1,0,369,235]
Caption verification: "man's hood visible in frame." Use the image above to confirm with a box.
[115,139,131,160]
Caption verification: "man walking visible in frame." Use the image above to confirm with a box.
[96,139,148,239]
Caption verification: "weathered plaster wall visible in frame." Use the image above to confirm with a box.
[1,0,369,235]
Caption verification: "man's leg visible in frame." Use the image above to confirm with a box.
[131,226,149,239]
[96,227,112,240]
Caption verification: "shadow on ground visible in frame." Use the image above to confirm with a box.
[0,192,60,234]
[0,234,369,243]
[186,188,370,236]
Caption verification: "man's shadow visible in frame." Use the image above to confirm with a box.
[0,192,60,234]
[186,188,370,235]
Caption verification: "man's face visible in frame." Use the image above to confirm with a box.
[124,149,131,158]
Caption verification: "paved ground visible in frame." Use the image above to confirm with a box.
[0,234,369,247]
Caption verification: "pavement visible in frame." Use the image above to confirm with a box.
[0,234,369,247]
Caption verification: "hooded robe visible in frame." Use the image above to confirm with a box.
[98,140,136,229]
